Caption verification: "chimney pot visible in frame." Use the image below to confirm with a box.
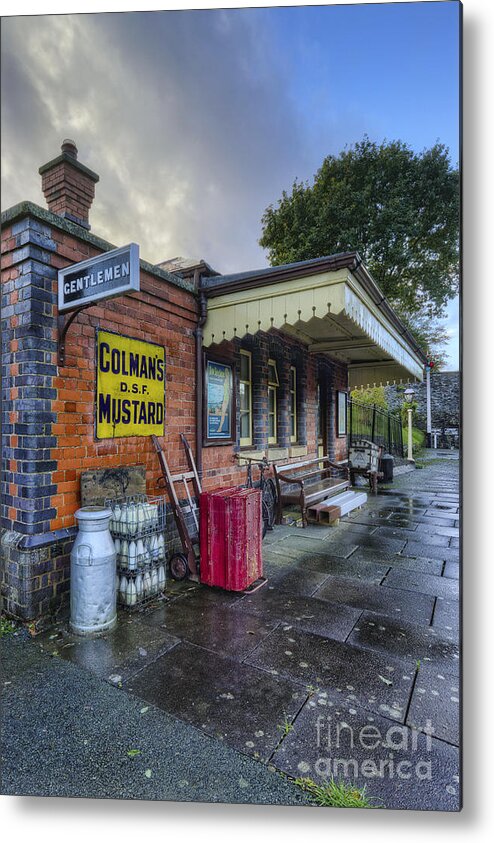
[61,138,78,159]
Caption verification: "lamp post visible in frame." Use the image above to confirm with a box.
[404,387,415,464]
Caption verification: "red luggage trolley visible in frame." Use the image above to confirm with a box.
[199,486,263,591]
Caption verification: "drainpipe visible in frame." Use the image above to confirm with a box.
[194,278,208,481]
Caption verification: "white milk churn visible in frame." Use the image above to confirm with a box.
[70,506,117,636]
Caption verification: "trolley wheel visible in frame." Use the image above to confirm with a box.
[169,553,190,581]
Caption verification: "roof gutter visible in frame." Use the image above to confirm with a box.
[194,278,208,481]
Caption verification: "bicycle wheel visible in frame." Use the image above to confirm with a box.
[262,478,277,531]
[261,501,269,539]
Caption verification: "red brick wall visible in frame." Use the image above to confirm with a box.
[50,247,197,531]
[1,213,197,536]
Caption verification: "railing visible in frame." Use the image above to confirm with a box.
[349,399,404,458]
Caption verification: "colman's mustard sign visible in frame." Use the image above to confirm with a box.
[96,330,165,439]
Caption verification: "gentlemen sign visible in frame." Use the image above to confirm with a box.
[58,243,139,312]
[96,330,165,439]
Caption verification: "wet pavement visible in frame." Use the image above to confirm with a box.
[7,451,460,810]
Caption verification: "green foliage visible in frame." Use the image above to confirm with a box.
[350,386,387,409]
[0,617,16,637]
[400,399,418,427]
[277,712,294,736]
[260,137,459,319]
[294,777,380,808]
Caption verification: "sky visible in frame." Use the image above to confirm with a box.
[1,1,461,368]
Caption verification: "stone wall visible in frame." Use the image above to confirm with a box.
[384,371,460,431]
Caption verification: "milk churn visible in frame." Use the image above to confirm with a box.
[70,506,117,636]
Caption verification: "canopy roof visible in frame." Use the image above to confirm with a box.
[200,252,426,388]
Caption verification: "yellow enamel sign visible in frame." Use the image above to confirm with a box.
[96,330,165,438]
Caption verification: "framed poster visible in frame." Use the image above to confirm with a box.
[204,355,235,445]
[337,390,347,437]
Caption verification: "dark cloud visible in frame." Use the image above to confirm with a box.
[2,10,343,271]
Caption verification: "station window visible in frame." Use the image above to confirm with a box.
[239,349,253,446]
[289,365,297,443]
[267,358,279,444]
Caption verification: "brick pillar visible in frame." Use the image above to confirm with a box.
[273,343,290,448]
[292,347,309,446]
[0,215,70,624]
[252,334,269,450]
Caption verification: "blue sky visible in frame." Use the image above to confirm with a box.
[1,1,460,368]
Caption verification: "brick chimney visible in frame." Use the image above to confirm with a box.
[39,139,99,230]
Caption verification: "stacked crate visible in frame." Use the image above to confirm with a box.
[106,495,166,608]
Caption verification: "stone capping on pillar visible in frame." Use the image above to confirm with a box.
[39,140,100,231]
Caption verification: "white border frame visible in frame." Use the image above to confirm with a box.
[57,242,140,312]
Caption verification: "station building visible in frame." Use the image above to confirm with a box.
[1,141,426,626]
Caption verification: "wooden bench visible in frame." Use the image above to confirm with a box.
[273,456,350,528]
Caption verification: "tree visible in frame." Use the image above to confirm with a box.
[398,312,449,370]
[350,385,388,409]
[259,137,459,319]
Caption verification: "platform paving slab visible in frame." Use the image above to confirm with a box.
[432,598,460,635]
[263,551,391,584]
[275,534,359,559]
[383,568,460,601]
[36,614,180,683]
[2,635,310,805]
[126,640,305,762]
[347,612,459,676]
[443,561,460,580]
[401,542,459,564]
[387,556,444,576]
[336,522,378,537]
[424,525,460,539]
[271,690,460,811]
[391,514,457,529]
[345,548,443,576]
[138,597,280,661]
[232,588,362,640]
[405,533,452,548]
[406,668,460,746]
[258,567,332,597]
[245,626,416,723]
[312,576,435,625]
[372,524,419,538]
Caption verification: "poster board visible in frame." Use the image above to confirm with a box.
[204,355,235,445]
[96,329,165,439]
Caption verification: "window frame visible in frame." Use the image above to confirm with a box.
[289,365,297,443]
[267,358,279,445]
[336,389,348,437]
[239,349,253,447]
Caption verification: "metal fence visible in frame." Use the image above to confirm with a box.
[349,399,404,458]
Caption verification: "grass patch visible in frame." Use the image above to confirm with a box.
[0,617,16,637]
[277,712,295,737]
[294,776,381,808]
[402,426,426,455]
